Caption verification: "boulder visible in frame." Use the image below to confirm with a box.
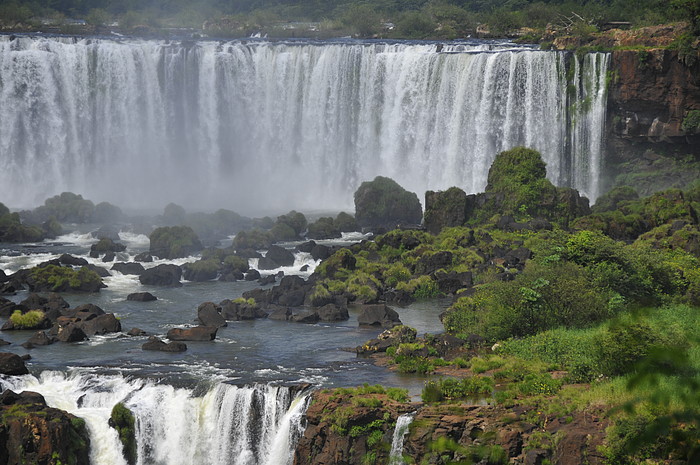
[245,269,261,281]
[149,226,203,259]
[415,251,453,275]
[291,309,320,323]
[219,299,267,320]
[84,263,111,278]
[424,187,469,234]
[258,275,276,285]
[127,328,147,336]
[310,244,331,261]
[78,314,121,336]
[90,238,127,256]
[142,336,187,352]
[0,352,29,375]
[357,304,402,328]
[316,304,349,322]
[112,262,146,276]
[354,176,423,230]
[297,241,317,253]
[134,252,153,263]
[25,331,55,346]
[91,224,121,241]
[197,302,227,327]
[267,306,292,321]
[166,326,218,341]
[58,254,89,267]
[102,252,116,262]
[127,292,157,302]
[139,264,182,287]
[56,324,88,343]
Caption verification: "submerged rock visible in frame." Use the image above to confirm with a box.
[142,336,187,352]
[139,264,182,287]
[167,326,218,341]
[126,292,157,302]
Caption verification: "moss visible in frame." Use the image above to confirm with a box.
[334,211,357,232]
[110,403,137,465]
[149,226,203,259]
[307,216,341,239]
[353,176,422,229]
[9,309,46,329]
[29,265,103,293]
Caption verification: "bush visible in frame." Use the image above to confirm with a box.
[10,310,46,329]
[110,403,136,465]
[422,376,494,402]
[29,265,104,293]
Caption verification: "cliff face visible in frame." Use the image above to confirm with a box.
[0,390,90,465]
[608,48,700,140]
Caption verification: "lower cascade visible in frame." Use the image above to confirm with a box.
[389,412,416,465]
[0,371,310,465]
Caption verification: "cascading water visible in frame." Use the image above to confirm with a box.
[0,371,310,465]
[0,36,608,211]
[389,412,416,465]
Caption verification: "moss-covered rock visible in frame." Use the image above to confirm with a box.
[109,402,137,465]
[182,259,220,281]
[334,211,358,232]
[424,187,468,234]
[33,191,95,223]
[232,229,272,250]
[26,265,105,293]
[0,209,45,242]
[149,226,203,259]
[307,217,342,240]
[354,176,422,230]
[592,186,639,213]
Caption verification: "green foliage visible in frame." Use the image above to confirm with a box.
[110,403,136,465]
[232,229,272,250]
[10,309,45,329]
[682,109,700,134]
[354,176,422,229]
[276,210,307,236]
[334,211,357,232]
[149,226,203,259]
[36,192,95,223]
[394,11,436,39]
[397,275,441,299]
[422,376,494,402]
[29,265,103,293]
[0,210,45,242]
[306,216,340,239]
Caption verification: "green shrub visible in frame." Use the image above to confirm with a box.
[421,376,494,402]
[682,110,700,134]
[29,265,103,293]
[10,310,46,329]
[110,403,137,465]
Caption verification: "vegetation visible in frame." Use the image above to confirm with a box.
[110,403,137,465]
[28,265,104,292]
[9,309,47,329]
[149,226,203,259]
[353,176,422,229]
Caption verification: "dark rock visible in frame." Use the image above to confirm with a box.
[219,299,267,320]
[258,275,276,285]
[112,262,146,276]
[149,226,202,259]
[354,176,423,230]
[0,352,29,375]
[415,251,453,275]
[291,309,320,323]
[84,263,111,278]
[0,310,52,331]
[79,314,121,336]
[424,187,468,234]
[134,252,153,263]
[245,269,261,281]
[58,254,88,266]
[24,330,55,347]
[91,224,121,241]
[127,328,147,336]
[167,326,218,341]
[525,449,549,465]
[316,304,349,322]
[384,289,415,306]
[197,302,227,327]
[127,292,157,302]
[139,264,182,287]
[142,336,187,352]
[263,245,296,268]
[310,244,331,261]
[0,297,22,318]
[90,238,127,255]
[300,264,309,272]
[0,281,18,295]
[357,304,402,328]
[0,339,10,345]
[297,241,317,253]
[267,306,292,321]
[431,333,466,356]
[56,324,88,343]
[102,252,116,262]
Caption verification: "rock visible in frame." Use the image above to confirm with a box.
[219,299,267,320]
[142,336,187,352]
[291,309,320,323]
[127,328,147,336]
[0,309,52,331]
[139,264,182,287]
[56,324,88,342]
[78,313,121,336]
[166,326,218,341]
[261,245,295,268]
[415,251,453,275]
[424,187,469,234]
[297,241,317,253]
[357,304,402,328]
[90,238,127,256]
[0,390,91,465]
[197,302,227,327]
[0,352,29,375]
[354,176,423,230]
[127,292,157,302]
[84,263,111,278]
[91,223,121,241]
[134,252,153,263]
[306,217,341,239]
[112,262,146,275]
[245,269,261,281]
[25,331,55,346]
[58,253,89,266]
[300,264,309,272]
[23,264,105,293]
[267,306,292,321]
[316,304,349,322]
[0,339,10,345]
[258,274,276,285]
[149,226,203,259]
[102,252,116,262]
[310,244,331,261]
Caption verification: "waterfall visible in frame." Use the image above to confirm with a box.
[0,36,608,211]
[389,412,416,465]
[0,371,310,465]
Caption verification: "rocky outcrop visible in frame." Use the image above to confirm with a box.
[142,336,187,352]
[357,304,402,328]
[166,326,218,341]
[139,264,182,287]
[354,176,423,231]
[0,353,29,375]
[0,390,91,465]
[127,292,157,302]
[196,302,227,327]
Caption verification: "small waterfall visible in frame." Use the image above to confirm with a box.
[0,371,310,465]
[0,36,608,211]
[389,412,416,465]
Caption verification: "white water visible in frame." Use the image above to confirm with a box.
[0,36,608,211]
[0,371,310,465]
[389,412,416,465]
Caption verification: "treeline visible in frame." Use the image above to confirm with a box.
[0,0,697,38]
